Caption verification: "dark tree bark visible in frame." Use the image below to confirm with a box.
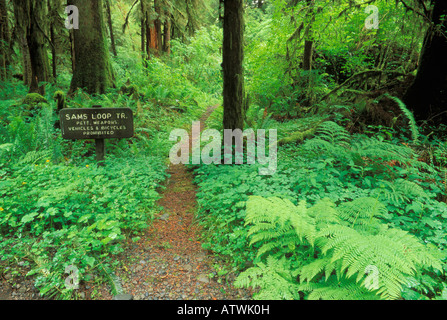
[48,0,57,82]
[222,0,246,130]
[13,0,51,94]
[403,0,447,122]
[141,0,148,64]
[153,0,162,56]
[105,0,117,57]
[18,35,32,87]
[302,0,316,71]
[0,0,10,81]
[302,40,313,71]
[68,0,115,95]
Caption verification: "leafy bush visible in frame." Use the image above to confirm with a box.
[0,157,167,298]
[194,118,447,300]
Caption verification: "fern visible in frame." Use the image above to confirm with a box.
[303,121,351,160]
[351,135,416,164]
[245,196,324,256]
[298,276,381,300]
[316,225,443,299]
[18,150,52,165]
[237,196,443,300]
[371,179,430,206]
[303,121,419,171]
[315,121,351,147]
[384,94,419,144]
[234,256,300,300]
[336,197,386,231]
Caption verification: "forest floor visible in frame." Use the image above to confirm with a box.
[0,104,253,300]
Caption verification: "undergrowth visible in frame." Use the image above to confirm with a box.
[194,114,447,300]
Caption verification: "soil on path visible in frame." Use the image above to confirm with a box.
[96,104,251,300]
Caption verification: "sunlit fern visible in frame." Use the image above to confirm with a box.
[235,196,443,300]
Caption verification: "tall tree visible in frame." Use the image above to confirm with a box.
[140,0,160,63]
[163,14,171,55]
[48,0,58,82]
[105,0,118,57]
[68,0,115,95]
[403,0,447,122]
[222,0,246,130]
[302,0,315,72]
[0,0,10,81]
[13,0,51,94]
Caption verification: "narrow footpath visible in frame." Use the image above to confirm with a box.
[97,104,252,300]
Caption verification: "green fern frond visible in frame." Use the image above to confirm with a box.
[351,135,415,164]
[315,121,351,147]
[384,94,419,144]
[300,257,340,283]
[336,197,386,229]
[18,150,52,165]
[316,225,443,299]
[245,196,316,252]
[234,256,300,300]
[242,196,443,300]
[372,179,429,205]
[299,276,381,300]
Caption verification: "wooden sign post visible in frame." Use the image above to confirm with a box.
[60,106,134,165]
[93,105,105,166]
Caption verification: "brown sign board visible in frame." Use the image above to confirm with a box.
[60,108,134,140]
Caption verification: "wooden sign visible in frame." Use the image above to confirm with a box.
[60,107,134,140]
[59,106,134,165]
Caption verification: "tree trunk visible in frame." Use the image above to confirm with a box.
[18,35,32,87]
[163,17,171,55]
[48,0,57,82]
[302,0,315,72]
[141,0,147,65]
[68,0,115,95]
[222,0,246,130]
[403,0,447,122]
[302,40,313,71]
[105,0,117,57]
[13,0,51,94]
[0,0,10,81]
[153,0,162,56]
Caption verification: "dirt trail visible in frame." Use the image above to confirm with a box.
[98,104,251,300]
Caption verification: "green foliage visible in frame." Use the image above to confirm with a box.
[195,114,447,300]
[0,157,167,298]
[234,196,443,300]
[383,94,419,144]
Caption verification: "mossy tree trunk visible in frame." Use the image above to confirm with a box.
[163,15,171,55]
[48,0,57,82]
[222,0,246,130]
[105,0,117,57]
[68,0,115,95]
[140,0,164,62]
[0,0,10,81]
[13,0,51,94]
[403,0,447,122]
[302,0,315,72]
